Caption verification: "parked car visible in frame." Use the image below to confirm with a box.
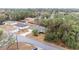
[32,47,42,50]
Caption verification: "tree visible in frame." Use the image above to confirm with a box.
[44,14,79,49]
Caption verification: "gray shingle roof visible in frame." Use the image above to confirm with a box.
[15,23,27,27]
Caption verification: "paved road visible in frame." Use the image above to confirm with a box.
[16,35,65,50]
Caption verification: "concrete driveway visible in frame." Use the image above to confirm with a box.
[16,35,65,50]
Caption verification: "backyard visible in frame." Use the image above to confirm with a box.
[0,9,79,50]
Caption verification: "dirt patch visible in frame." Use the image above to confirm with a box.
[26,33,45,42]
[0,24,16,31]
[0,42,35,50]
[49,40,68,49]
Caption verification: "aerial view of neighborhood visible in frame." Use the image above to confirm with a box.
[0,8,79,50]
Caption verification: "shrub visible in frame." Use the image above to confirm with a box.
[44,15,79,49]
[0,28,3,36]
[32,29,39,36]
[45,33,55,41]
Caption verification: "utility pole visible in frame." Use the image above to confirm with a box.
[16,35,19,49]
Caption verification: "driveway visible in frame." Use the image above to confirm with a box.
[16,35,65,50]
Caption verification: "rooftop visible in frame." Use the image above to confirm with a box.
[15,22,27,27]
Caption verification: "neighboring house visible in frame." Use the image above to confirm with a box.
[15,22,29,30]
[3,21,17,25]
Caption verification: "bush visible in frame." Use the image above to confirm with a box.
[44,15,79,49]
[45,33,55,41]
[0,28,3,36]
[32,29,39,36]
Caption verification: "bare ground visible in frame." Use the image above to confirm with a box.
[0,42,35,50]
